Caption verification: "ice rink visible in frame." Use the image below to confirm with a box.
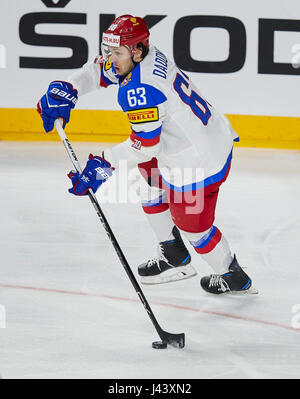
[0,141,299,379]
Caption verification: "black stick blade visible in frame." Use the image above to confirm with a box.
[160,332,185,348]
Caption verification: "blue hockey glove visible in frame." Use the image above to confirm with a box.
[37,81,78,133]
[68,154,114,196]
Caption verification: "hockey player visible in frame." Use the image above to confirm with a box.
[37,15,255,294]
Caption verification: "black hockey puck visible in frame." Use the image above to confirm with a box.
[152,341,167,349]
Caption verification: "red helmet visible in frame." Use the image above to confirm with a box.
[102,15,150,56]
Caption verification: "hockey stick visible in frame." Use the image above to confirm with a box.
[54,119,185,349]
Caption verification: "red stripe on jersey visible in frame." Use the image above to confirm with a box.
[194,228,222,254]
[130,130,160,148]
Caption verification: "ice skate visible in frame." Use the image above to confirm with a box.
[200,255,258,294]
[138,226,197,284]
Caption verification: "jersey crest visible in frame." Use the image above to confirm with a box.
[121,72,132,87]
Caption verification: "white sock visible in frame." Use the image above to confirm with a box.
[181,227,233,274]
[200,235,233,274]
[145,210,175,243]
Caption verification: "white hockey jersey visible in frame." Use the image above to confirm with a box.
[68,44,239,191]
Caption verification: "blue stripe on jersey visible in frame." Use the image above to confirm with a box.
[133,125,162,139]
[160,149,233,192]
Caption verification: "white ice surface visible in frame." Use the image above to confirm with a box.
[0,142,299,379]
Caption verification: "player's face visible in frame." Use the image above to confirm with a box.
[109,46,134,77]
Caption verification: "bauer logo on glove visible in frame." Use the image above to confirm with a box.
[49,87,77,106]
[37,81,78,133]
[68,154,114,196]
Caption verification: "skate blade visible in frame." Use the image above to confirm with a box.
[226,286,259,295]
[140,264,197,285]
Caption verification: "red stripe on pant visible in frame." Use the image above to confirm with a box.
[138,157,231,234]
[194,228,222,254]
[142,202,169,214]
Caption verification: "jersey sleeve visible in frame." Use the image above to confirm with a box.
[129,108,164,157]
[67,56,119,96]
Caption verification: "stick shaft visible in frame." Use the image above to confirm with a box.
[54,120,166,340]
